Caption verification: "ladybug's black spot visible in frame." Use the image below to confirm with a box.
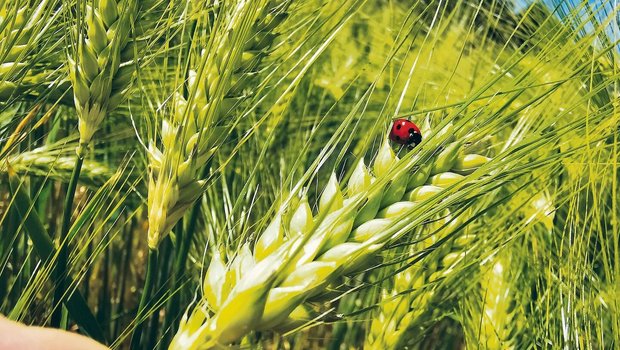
[396,124,401,130]
[395,135,401,140]
[409,133,422,144]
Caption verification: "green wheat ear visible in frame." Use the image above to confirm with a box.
[5,146,111,188]
[169,122,493,349]
[0,0,54,98]
[146,0,289,249]
[68,0,139,155]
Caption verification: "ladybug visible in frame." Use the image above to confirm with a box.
[389,119,422,148]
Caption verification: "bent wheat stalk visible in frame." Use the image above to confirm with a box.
[170,123,492,349]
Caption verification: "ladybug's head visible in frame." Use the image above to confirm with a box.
[408,132,422,145]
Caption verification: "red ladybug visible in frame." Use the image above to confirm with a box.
[389,119,422,147]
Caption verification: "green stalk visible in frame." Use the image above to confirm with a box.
[130,247,159,350]
[51,155,83,328]
[164,200,200,337]
[146,237,172,350]
[113,221,135,337]
[97,242,111,337]
[7,211,20,305]
[84,241,93,302]
[0,185,20,275]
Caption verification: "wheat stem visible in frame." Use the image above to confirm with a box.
[163,195,203,343]
[130,247,158,350]
[50,154,84,328]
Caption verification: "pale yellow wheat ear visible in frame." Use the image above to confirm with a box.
[466,253,518,350]
[457,190,555,350]
[169,121,493,349]
[362,125,487,350]
[364,209,475,350]
[68,0,139,155]
[146,0,289,249]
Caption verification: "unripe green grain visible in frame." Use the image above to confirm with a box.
[374,140,397,177]
[203,251,228,311]
[428,172,465,187]
[320,173,344,213]
[318,242,364,263]
[348,159,372,195]
[407,163,432,189]
[455,234,476,246]
[430,141,462,174]
[453,154,492,174]
[349,219,392,243]
[377,201,418,219]
[99,0,118,26]
[406,185,443,201]
[271,304,314,333]
[0,81,17,98]
[254,214,284,261]
[290,196,313,236]
[317,210,355,254]
[259,261,336,329]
